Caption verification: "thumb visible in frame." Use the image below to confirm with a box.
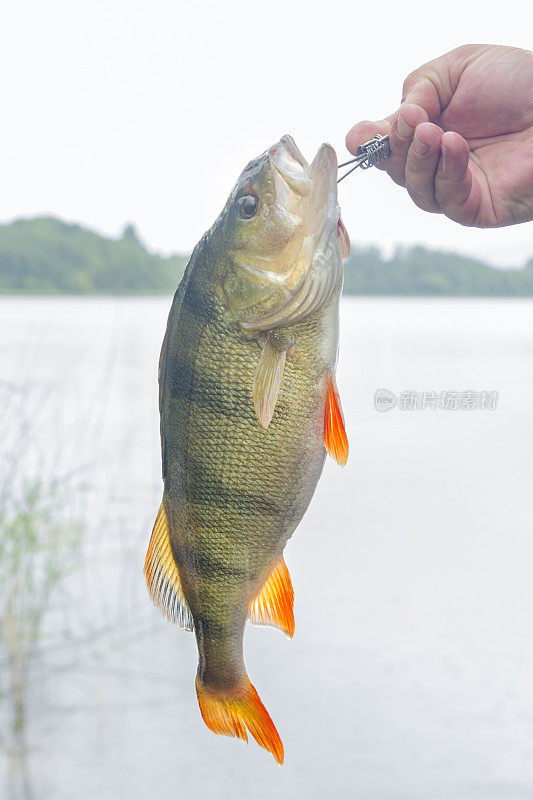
[401,50,461,119]
[345,64,446,156]
[401,74,443,119]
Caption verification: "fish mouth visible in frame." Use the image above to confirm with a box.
[269,136,312,198]
[241,136,344,331]
[269,135,338,233]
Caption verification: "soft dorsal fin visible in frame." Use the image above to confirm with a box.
[253,334,293,429]
[324,372,349,466]
[144,502,193,630]
[249,558,295,638]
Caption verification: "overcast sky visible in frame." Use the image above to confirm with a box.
[1,1,531,266]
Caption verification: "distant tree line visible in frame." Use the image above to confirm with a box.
[0,216,531,296]
[343,244,533,296]
[0,217,187,295]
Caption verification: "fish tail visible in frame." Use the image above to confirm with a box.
[195,674,284,765]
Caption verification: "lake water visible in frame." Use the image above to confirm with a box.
[1,296,533,800]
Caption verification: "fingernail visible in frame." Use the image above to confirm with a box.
[413,136,430,156]
[396,110,414,139]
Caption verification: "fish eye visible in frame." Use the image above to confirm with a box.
[236,194,259,220]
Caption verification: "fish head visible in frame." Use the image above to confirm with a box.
[211,135,350,330]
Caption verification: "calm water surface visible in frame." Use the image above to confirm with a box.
[1,296,533,800]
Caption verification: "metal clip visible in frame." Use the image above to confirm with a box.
[337,134,391,183]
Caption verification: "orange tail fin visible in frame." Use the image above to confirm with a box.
[196,676,284,765]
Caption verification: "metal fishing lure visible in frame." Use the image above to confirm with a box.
[338,133,391,183]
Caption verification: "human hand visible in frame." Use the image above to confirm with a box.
[346,45,533,227]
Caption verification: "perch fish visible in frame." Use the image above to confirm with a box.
[144,135,350,764]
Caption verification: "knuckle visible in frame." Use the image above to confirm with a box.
[435,171,458,197]
[390,121,413,150]
[407,185,439,213]
[401,70,421,100]
[437,177,471,209]
[386,164,407,188]
[404,151,435,189]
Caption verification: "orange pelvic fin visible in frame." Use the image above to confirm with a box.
[196,676,284,765]
[249,558,295,638]
[324,372,349,466]
[144,501,193,630]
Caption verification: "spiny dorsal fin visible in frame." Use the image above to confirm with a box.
[249,558,295,638]
[324,372,349,466]
[253,334,292,429]
[144,502,193,630]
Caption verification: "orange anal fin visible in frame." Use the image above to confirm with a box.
[324,372,349,466]
[196,676,284,765]
[249,558,295,638]
[144,501,193,630]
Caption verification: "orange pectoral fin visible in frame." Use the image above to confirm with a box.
[249,558,295,638]
[324,372,349,466]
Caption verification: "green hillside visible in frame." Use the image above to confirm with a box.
[0,217,187,294]
[0,215,531,296]
[343,244,533,296]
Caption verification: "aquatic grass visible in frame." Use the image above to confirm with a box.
[0,383,84,800]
